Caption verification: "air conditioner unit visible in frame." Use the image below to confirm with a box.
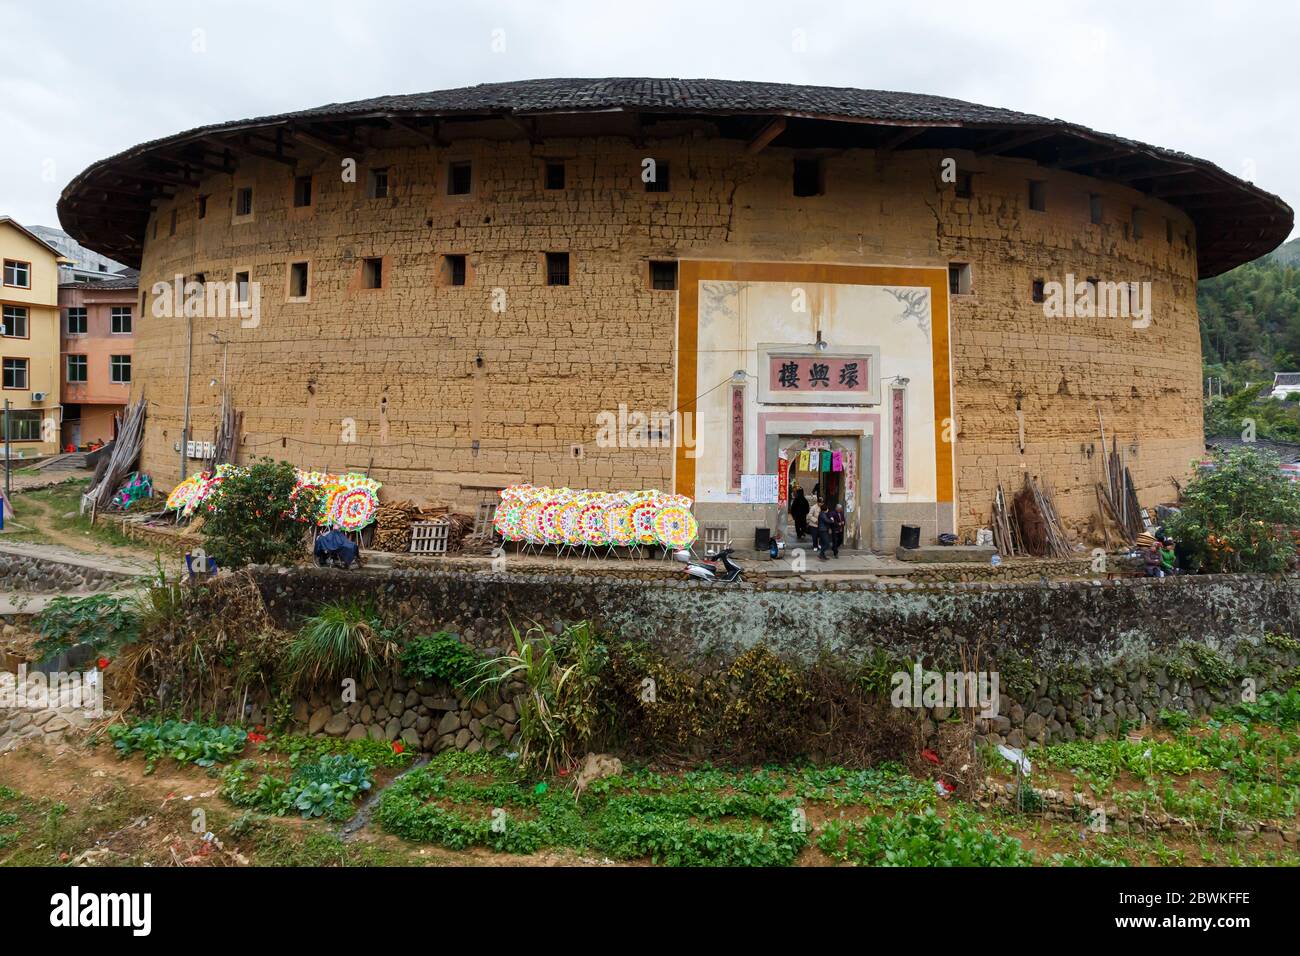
[31,391,47,403]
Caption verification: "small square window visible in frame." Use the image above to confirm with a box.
[235,187,253,216]
[110,354,131,384]
[1132,209,1144,239]
[443,254,467,287]
[367,168,388,199]
[197,195,208,219]
[2,305,29,337]
[649,260,678,291]
[948,263,972,295]
[289,261,309,299]
[1089,193,1103,225]
[362,257,383,289]
[545,252,570,287]
[544,162,566,190]
[293,175,313,208]
[793,158,824,197]
[1032,279,1046,303]
[110,306,132,334]
[67,354,87,383]
[1028,181,1046,212]
[66,307,87,335]
[3,357,29,390]
[645,160,670,193]
[955,171,974,199]
[447,161,472,196]
[3,259,30,288]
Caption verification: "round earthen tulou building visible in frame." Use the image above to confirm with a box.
[59,78,1292,549]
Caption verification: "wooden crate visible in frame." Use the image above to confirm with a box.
[473,500,499,537]
[410,519,450,555]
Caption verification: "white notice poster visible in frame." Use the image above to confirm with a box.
[741,474,778,503]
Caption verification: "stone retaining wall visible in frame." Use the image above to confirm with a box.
[0,547,136,594]
[229,566,1300,752]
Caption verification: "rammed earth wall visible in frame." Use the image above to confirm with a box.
[238,566,1300,750]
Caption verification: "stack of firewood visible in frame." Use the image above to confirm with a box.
[371,500,420,552]
[371,501,476,553]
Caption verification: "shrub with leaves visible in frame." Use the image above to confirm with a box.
[201,457,322,568]
[463,621,606,775]
[1167,446,1300,573]
[399,631,479,687]
[108,719,247,772]
[32,593,139,663]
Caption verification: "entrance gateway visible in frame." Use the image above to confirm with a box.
[771,434,868,550]
[675,260,956,552]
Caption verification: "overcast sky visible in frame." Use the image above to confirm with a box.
[2,0,1295,248]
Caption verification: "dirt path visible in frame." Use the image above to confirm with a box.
[9,491,156,567]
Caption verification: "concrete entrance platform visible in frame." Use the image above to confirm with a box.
[741,548,913,577]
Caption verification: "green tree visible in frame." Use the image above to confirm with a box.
[1167,447,1300,573]
[201,458,321,568]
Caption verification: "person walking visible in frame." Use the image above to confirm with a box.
[789,486,810,541]
[828,503,846,558]
[815,498,834,560]
[807,496,822,557]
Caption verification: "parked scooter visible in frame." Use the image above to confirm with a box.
[674,547,744,583]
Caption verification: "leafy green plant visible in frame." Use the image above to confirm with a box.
[1166,446,1300,573]
[108,719,247,772]
[399,631,479,686]
[818,807,1035,866]
[32,593,139,663]
[265,734,416,768]
[222,753,374,821]
[463,620,606,775]
[285,598,399,688]
[201,457,323,568]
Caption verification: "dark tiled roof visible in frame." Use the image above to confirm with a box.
[58,77,1293,276]
[1206,437,1300,464]
[59,276,138,291]
[1274,372,1300,387]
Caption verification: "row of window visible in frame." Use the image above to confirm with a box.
[1,355,131,390]
[180,156,680,232]
[947,263,1150,306]
[62,306,133,335]
[65,354,132,384]
[169,256,680,305]
[172,159,1182,247]
[1,305,133,338]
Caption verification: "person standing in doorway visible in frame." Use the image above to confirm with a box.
[815,498,834,561]
[789,486,810,541]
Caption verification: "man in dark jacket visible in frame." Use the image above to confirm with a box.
[827,503,846,557]
[789,486,810,540]
[816,500,835,560]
